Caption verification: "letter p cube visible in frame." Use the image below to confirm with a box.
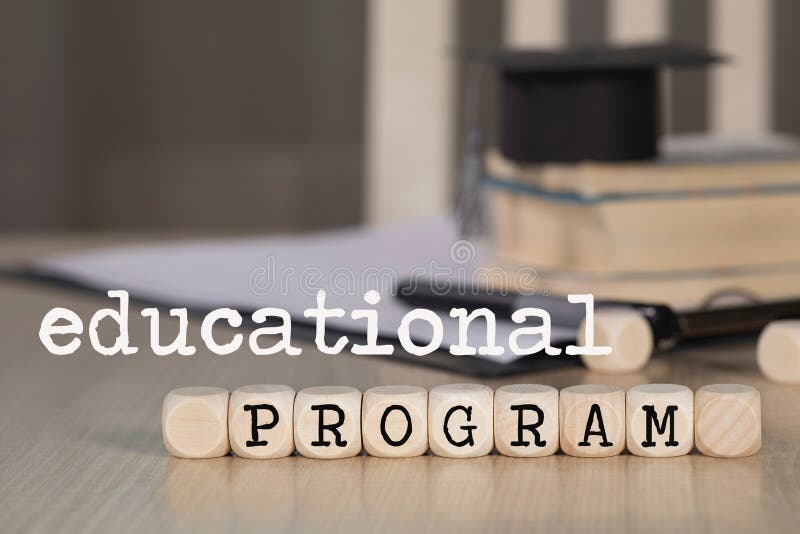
[229,385,296,459]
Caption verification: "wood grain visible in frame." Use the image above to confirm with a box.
[162,387,230,459]
[695,384,761,458]
[1,236,800,532]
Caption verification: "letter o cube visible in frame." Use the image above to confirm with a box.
[626,384,693,457]
[362,385,428,457]
[228,384,295,459]
[428,384,493,458]
[294,386,362,459]
[560,385,625,457]
[695,384,761,458]
[494,384,559,457]
[162,386,230,458]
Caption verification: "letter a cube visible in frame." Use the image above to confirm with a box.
[560,385,625,457]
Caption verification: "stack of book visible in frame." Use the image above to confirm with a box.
[472,43,800,309]
[485,135,800,308]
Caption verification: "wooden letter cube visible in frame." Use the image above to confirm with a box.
[162,386,230,458]
[626,384,693,457]
[494,384,559,457]
[560,385,625,457]
[695,384,761,458]
[362,385,428,457]
[228,384,295,459]
[428,384,493,458]
[294,386,362,459]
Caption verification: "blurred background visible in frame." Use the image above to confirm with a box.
[1,0,798,233]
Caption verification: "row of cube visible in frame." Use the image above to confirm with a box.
[162,383,761,460]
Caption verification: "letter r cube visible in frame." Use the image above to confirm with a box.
[294,386,362,459]
[560,385,625,457]
[494,384,559,457]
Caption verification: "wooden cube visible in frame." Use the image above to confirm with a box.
[757,320,800,383]
[162,386,230,458]
[560,385,625,457]
[578,308,653,374]
[228,384,295,459]
[626,384,693,457]
[494,384,559,457]
[428,384,493,458]
[695,384,761,458]
[294,386,362,459]
[362,385,428,457]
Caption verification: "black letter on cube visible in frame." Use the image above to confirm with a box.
[510,404,547,447]
[380,404,412,446]
[443,405,477,447]
[310,404,348,447]
[244,404,279,447]
[578,403,613,447]
[640,405,679,448]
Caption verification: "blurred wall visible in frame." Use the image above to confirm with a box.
[1,0,365,232]
[1,0,798,232]
[0,1,75,231]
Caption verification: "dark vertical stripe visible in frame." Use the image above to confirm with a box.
[773,0,800,135]
[0,1,74,230]
[668,0,709,134]
[455,0,504,199]
[566,0,607,47]
[72,1,366,231]
[301,0,366,227]
[568,0,711,135]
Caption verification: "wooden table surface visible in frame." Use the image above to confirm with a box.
[1,236,799,533]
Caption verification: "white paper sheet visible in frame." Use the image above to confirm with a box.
[32,217,576,364]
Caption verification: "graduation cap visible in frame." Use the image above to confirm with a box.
[472,43,723,163]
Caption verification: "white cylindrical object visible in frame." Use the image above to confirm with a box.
[757,320,800,384]
[579,308,654,374]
